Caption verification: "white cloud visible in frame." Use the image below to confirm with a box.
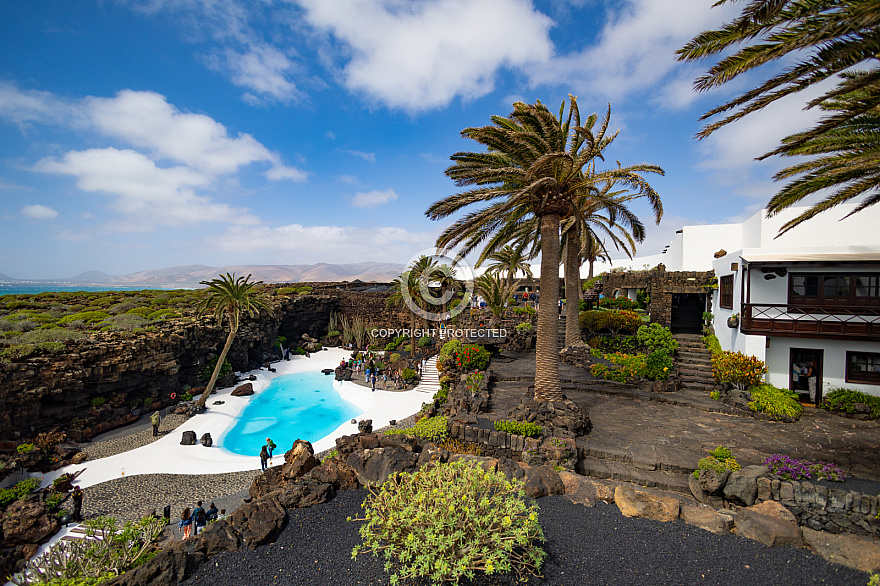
[529,0,739,107]
[351,188,398,207]
[210,222,435,262]
[298,0,554,111]
[222,43,301,103]
[0,81,74,127]
[343,149,375,163]
[325,130,336,140]
[21,204,58,220]
[337,174,359,184]
[34,148,260,228]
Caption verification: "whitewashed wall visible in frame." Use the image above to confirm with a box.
[765,337,880,397]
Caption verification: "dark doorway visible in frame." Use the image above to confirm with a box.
[671,293,705,334]
[790,348,824,406]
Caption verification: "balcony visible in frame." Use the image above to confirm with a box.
[741,304,880,340]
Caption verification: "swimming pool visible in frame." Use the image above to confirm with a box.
[221,371,362,456]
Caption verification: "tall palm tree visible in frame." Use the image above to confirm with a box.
[482,244,533,292]
[196,273,271,409]
[677,0,880,234]
[386,269,420,359]
[428,97,663,402]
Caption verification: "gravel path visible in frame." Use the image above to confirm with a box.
[180,489,868,586]
[81,412,190,460]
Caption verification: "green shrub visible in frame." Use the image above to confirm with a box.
[515,322,532,334]
[91,397,106,408]
[598,297,638,311]
[21,328,87,344]
[277,287,298,295]
[702,334,723,357]
[589,351,647,383]
[327,329,341,338]
[822,388,880,419]
[749,383,803,420]
[181,392,193,401]
[579,310,642,335]
[712,351,767,390]
[596,335,637,353]
[126,307,153,318]
[57,311,110,326]
[512,306,535,317]
[642,350,672,381]
[0,477,40,507]
[200,356,232,381]
[636,323,678,354]
[350,460,545,585]
[383,415,449,443]
[710,390,721,401]
[147,308,178,320]
[401,368,417,381]
[493,420,542,437]
[453,344,491,371]
[692,446,740,478]
[417,336,432,348]
[16,443,35,454]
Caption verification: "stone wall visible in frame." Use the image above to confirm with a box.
[601,265,715,327]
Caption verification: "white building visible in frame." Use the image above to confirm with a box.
[631,204,880,401]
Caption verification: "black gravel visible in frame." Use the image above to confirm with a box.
[181,490,869,586]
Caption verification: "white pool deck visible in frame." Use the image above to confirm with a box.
[40,348,437,491]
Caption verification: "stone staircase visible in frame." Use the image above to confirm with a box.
[415,355,440,394]
[674,334,715,392]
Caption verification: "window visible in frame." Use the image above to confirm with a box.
[846,351,880,384]
[719,275,734,309]
[789,272,880,307]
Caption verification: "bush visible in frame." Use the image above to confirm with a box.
[21,328,87,344]
[712,351,767,390]
[98,313,149,331]
[636,323,678,354]
[822,388,880,419]
[579,310,642,335]
[126,307,153,318]
[493,420,542,437]
[327,329,341,338]
[0,477,40,508]
[589,351,647,383]
[598,297,638,311]
[350,460,545,585]
[515,322,532,334]
[401,368,417,381]
[147,309,178,320]
[595,335,637,353]
[91,397,106,408]
[383,415,449,443]
[200,356,232,381]
[703,334,723,357]
[642,350,672,381]
[57,311,109,326]
[512,306,535,317]
[417,336,433,348]
[748,383,803,420]
[692,446,740,479]
[181,392,193,401]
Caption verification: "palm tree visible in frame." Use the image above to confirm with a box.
[474,273,516,322]
[386,269,420,359]
[676,0,880,234]
[428,97,663,402]
[196,273,271,409]
[483,244,533,292]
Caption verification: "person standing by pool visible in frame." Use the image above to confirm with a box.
[265,437,276,458]
[150,410,161,437]
[260,445,269,471]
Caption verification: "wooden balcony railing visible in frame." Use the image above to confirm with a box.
[741,304,880,340]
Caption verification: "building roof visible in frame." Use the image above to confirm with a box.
[740,246,880,265]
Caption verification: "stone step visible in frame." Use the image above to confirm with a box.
[681,382,715,391]
[679,366,713,376]
[578,455,692,494]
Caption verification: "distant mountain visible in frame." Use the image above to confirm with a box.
[0,262,405,288]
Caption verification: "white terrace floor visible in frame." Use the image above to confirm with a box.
[41,348,437,491]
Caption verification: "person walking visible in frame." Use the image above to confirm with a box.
[178,507,193,540]
[260,445,269,472]
[150,410,161,437]
[72,485,84,522]
[265,437,276,458]
[371,372,377,392]
[193,501,206,535]
[207,502,219,522]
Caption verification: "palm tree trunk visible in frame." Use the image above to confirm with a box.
[588,259,595,280]
[198,324,237,408]
[535,213,562,402]
[564,227,583,347]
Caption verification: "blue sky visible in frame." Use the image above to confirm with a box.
[0,0,827,279]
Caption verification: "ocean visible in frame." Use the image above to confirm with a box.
[0,285,172,296]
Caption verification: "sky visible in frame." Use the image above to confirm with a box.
[0,0,831,280]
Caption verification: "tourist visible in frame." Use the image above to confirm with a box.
[207,502,219,522]
[371,372,377,392]
[178,507,193,539]
[163,504,171,524]
[150,410,161,437]
[382,372,387,388]
[217,509,227,521]
[72,485,84,522]
[265,437,276,458]
[193,501,206,535]
[260,445,269,471]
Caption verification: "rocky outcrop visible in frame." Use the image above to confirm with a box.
[231,383,254,397]
[1,500,59,545]
[505,396,591,438]
[0,294,341,441]
[614,486,680,522]
[180,431,197,446]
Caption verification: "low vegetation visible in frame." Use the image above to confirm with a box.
[821,388,880,420]
[748,383,803,420]
[693,446,740,479]
[350,460,546,585]
[763,454,845,482]
[711,350,767,390]
[493,420,542,437]
[382,415,449,443]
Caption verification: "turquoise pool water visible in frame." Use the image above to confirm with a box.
[222,371,362,456]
